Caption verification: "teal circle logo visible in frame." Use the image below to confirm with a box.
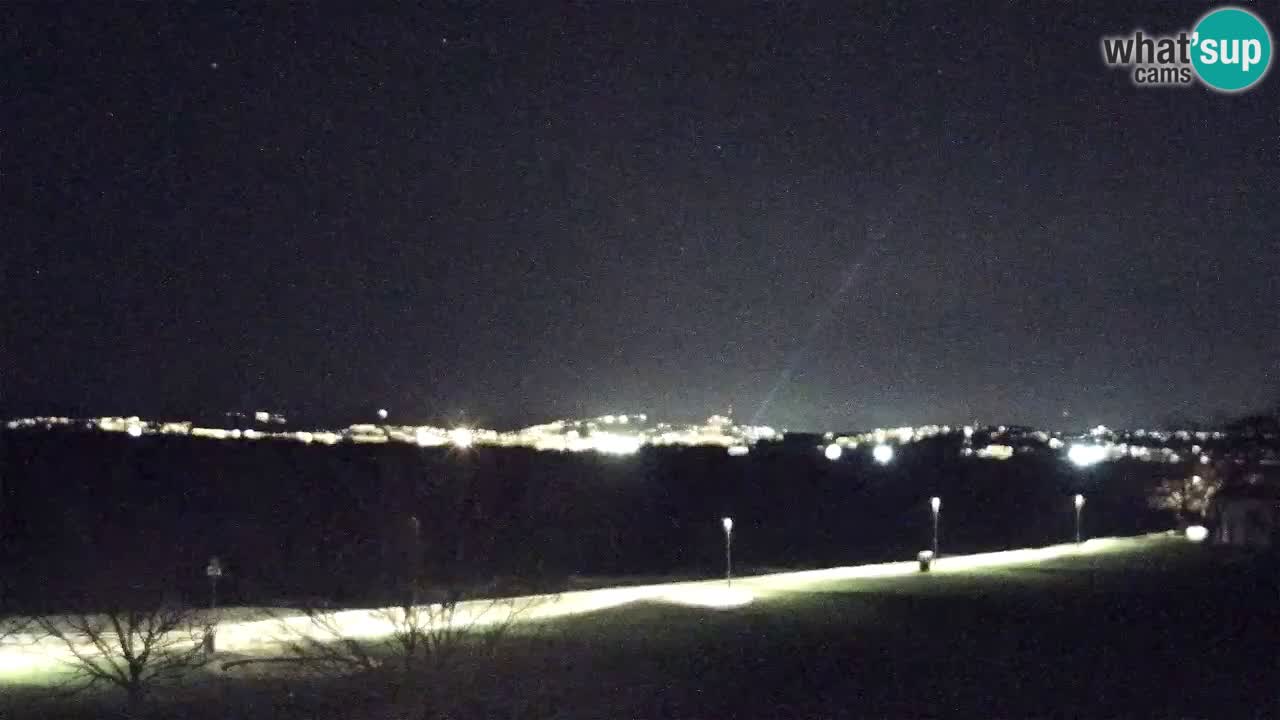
[1192,7,1272,92]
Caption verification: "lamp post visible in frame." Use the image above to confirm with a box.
[1074,493,1086,544]
[206,556,223,611]
[930,496,941,556]
[721,517,734,588]
[204,556,223,654]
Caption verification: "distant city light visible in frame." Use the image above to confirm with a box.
[591,432,641,456]
[975,444,1013,460]
[1185,525,1208,543]
[4,411,1244,468]
[1067,444,1107,467]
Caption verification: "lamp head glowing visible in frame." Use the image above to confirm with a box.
[376,408,389,421]
[722,516,733,534]
[1074,493,1085,509]
[872,444,894,465]
[930,496,941,513]
[824,443,843,461]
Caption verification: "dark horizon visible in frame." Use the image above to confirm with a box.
[6,2,1278,431]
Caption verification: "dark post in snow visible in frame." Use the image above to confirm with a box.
[205,556,223,653]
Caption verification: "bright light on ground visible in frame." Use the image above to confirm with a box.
[872,444,894,464]
[824,443,842,461]
[0,533,1172,682]
[449,427,474,449]
[1067,444,1107,467]
[662,586,754,608]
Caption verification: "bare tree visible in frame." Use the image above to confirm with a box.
[222,580,548,717]
[222,458,556,716]
[37,602,212,713]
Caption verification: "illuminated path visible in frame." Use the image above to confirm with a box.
[0,533,1174,682]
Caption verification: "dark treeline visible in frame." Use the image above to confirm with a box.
[0,430,1173,613]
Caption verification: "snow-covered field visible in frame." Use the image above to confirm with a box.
[0,533,1168,683]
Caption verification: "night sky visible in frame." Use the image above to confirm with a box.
[5,2,1278,430]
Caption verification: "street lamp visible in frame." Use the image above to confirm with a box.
[206,556,223,611]
[721,517,734,588]
[204,556,223,653]
[1073,493,1086,544]
[930,496,941,556]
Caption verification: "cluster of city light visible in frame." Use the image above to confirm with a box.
[1065,440,1194,467]
[0,414,1242,466]
[833,424,952,447]
[819,425,956,464]
[975,444,1014,460]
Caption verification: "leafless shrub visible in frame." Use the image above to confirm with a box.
[224,583,550,716]
[36,602,212,713]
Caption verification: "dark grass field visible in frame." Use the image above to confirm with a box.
[5,537,1278,719]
